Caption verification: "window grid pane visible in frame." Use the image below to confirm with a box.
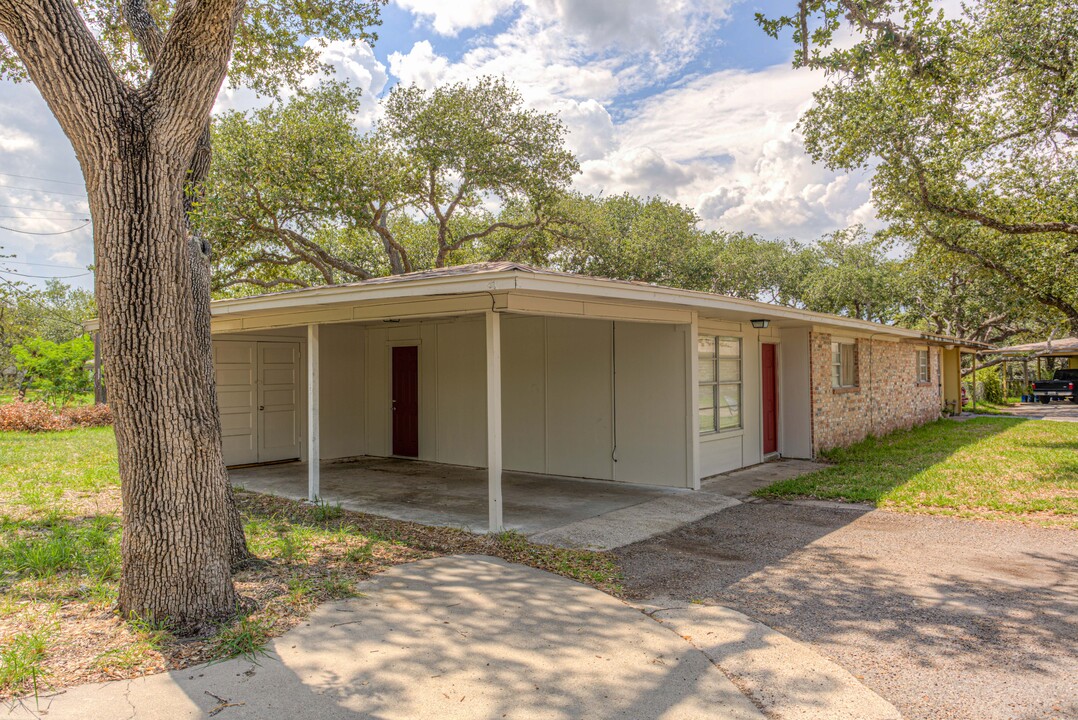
[699,335,741,434]
[718,382,741,430]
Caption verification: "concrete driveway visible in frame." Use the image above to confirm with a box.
[985,400,1078,422]
[8,557,765,720]
[616,503,1078,720]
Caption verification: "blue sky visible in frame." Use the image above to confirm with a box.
[0,0,880,291]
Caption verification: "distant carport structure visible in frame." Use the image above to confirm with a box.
[984,337,1078,397]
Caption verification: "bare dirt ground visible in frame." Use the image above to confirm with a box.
[615,501,1078,720]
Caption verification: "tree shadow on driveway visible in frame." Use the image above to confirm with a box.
[616,502,1078,720]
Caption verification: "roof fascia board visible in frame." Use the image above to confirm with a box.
[511,273,925,339]
[212,274,521,316]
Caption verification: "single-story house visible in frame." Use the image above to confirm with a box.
[97,262,985,531]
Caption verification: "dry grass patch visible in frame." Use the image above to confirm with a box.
[0,428,622,700]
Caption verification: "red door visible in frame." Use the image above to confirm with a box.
[391,346,419,457]
[762,343,778,455]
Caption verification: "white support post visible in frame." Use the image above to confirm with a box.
[307,323,320,503]
[486,310,504,532]
[686,312,700,490]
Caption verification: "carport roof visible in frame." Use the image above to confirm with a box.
[990,337,1078,357]
[85,262,989,349]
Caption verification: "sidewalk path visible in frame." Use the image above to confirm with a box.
[6,556,764,720]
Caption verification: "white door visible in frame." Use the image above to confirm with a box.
[214,340,301,466]
[257,342,301,463]
[214,341,258,466]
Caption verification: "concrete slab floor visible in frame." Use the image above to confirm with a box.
[229,457,682,535]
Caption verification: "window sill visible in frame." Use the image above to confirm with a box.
[916,381,933,387]
[700,428,745,441]
[832,386,860,395]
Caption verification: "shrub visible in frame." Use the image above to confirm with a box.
[0,400,111,432]
[0,400,70,432]
[11,335,95,409]
[972,367,1005,404]
[62,404,113,428]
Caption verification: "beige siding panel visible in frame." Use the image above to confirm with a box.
[502,315,547,473]
[741,333,763,468]
[435,319,487,467]
[700,432,743,476]
[778,327,813,458]
[419,323,439,461]
[545,317,613,480]
[613,322,689,487]
[318,324,365,460]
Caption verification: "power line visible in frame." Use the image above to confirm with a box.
[0,203,87,214]
[0,220,92,236]
[0,275,85,328]
[1,259,86,270]
[0,269,92,280]
[0,172,84,187]
[0,184,87,198]
[0,215,91,221]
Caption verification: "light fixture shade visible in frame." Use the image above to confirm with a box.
[750,319,770,329]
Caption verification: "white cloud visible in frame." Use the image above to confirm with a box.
[306,39,388,97]
[49,250,79,265]
[0,128,37,153]
[576,63,880,238]
[529,0,733,72]
[387,40,452,90]
[581,147,702,196]
[394,0,518,36]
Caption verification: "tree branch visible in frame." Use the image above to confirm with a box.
[148,0,245,152]
[124,0,165,62]
[910,155,1078,237]
[0,0,127,159]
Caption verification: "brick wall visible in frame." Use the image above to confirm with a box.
[810,333,942,454]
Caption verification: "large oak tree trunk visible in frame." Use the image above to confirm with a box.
[91,116,240,629]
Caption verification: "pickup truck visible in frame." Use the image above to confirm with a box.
[1030,369,1078,403]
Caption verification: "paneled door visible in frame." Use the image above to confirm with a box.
[214,341,258,466]
[391,345,419,457]
[257,342,302,463]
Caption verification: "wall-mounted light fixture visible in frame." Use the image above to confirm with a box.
[750,319,770,329]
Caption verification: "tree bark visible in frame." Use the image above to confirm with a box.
[1,0,247,630]
[94,115,239,630]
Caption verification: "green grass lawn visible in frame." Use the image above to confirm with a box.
[757,418,1078,527]
[0,427,621,698]
[961,399,1019,415]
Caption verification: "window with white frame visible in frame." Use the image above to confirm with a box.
[699,336,742,433]
[831,340,858,388]
[917,349,930,383]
